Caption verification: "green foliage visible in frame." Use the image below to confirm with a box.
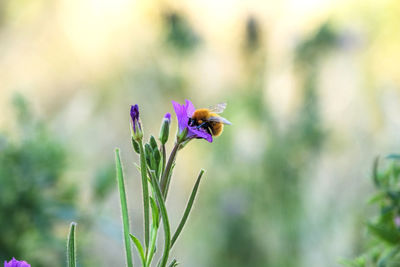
[0,95,77,266]
[163,11,199,54]
[344,157,400,266]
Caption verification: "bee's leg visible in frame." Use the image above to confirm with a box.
[196,122,208,129]
[188,118,195,126]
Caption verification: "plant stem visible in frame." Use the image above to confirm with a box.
[161,144,166,177]
[160,142,180,197]
[115,148,133,267]
[138,140,150,249]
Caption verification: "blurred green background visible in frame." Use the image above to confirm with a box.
[1,0,400,266]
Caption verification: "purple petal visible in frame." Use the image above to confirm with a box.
[4,258,30,267]
[164,112,171,122]
[184,99,195,117]
[130,104,139,121]
[172,101,189,133]
[190,128,213,142]
[130,104,141,133]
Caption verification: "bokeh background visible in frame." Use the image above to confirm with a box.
[1,0,400,266]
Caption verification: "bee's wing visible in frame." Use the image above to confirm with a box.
[208,103,227,114]
[208,116,232,125]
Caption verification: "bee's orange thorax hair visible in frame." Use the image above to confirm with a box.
[191,109,223,137]
[192,109,211,120]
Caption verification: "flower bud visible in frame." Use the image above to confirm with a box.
[130,104,143,141]
[159,113,171,145]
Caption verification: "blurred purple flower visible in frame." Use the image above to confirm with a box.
[172,100,212,143]
[4,258,30,267]
[395,216,400,227]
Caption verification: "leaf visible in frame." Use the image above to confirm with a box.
[67,222,77,267]
[168,259,179,267]
[171,169,205,248]
[146,226,158,267]
[373,157,380,188]
[150,196,159,228]
[367,192,385,204]
[377,246,400,267]
[131,137,140,154]
[150,135,158,151]
[153,149,161,176]
[367,223,400,244]
[129,234,146,266]
[115,148,133,267]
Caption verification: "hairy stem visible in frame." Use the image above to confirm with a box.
[160,142,180,197]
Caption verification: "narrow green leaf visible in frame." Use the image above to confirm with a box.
[168,259,178,267]
[378,246,400,267]
[150,196,159,227]
[150,172,171,267]
[146,226,158,267]
[145,143,154,168]
[129,234,146,266]
[153,149,161,176]
[115,148,133,267]
[139,142,151,249]
[373,157,380,188]
[367,223,400,244]
[67,222,77,267]
[150,135,158,151]
[171,169,205,248]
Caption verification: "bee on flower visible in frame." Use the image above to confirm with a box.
[172,99,231,143]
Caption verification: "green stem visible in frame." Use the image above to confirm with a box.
[171,169,204,248]
[151,173,171,267]
[67,222,77,267]
[161,144,166,177]
[139,140,150,249]
[160,142,180,197]
[115,148,133,267]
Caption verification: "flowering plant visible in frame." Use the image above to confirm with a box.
[64,99,229,267]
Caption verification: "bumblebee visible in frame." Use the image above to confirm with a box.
[188,103,232,136]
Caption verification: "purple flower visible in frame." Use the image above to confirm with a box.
[4,258,30,267]
[130,104,143,140]
[172,100,212,143]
